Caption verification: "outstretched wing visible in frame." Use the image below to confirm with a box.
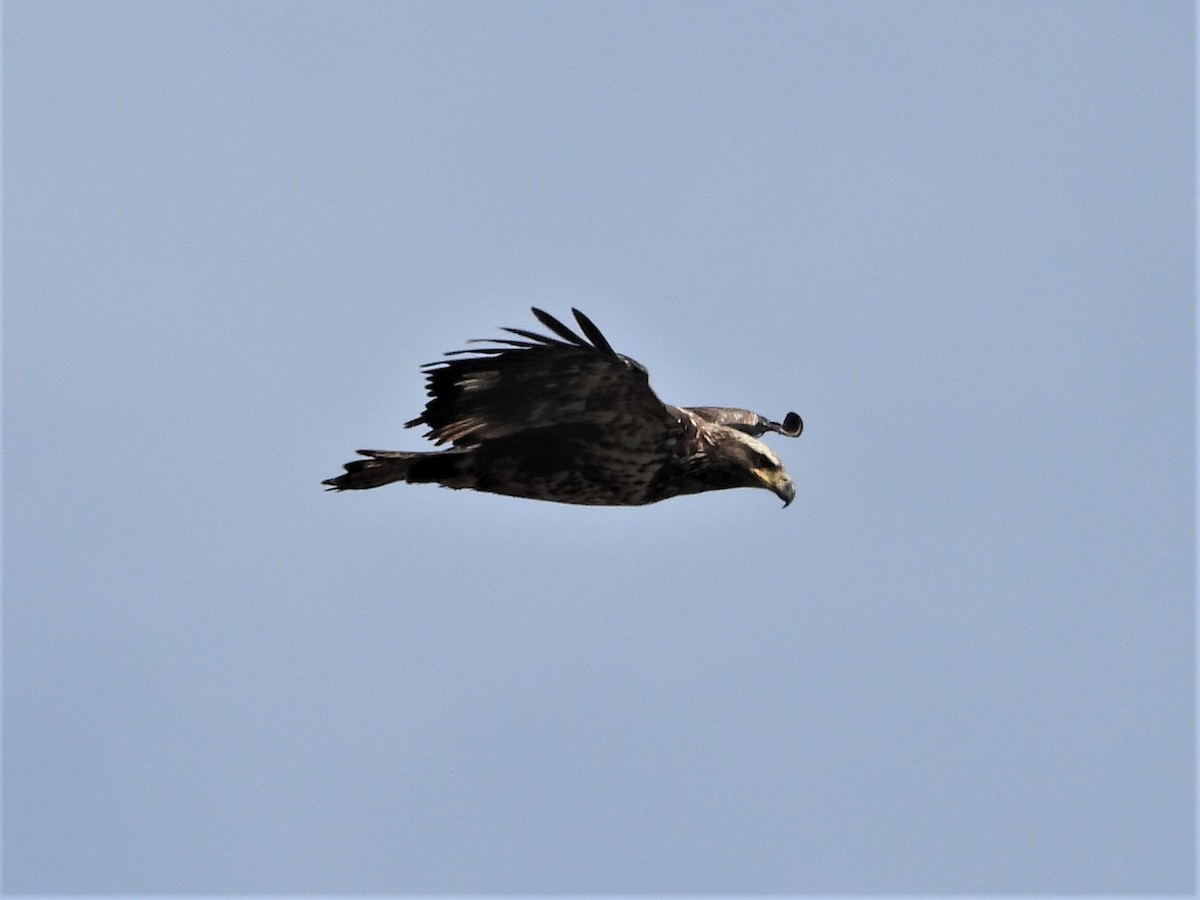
[685,407,803,438]
[406,308,681,447]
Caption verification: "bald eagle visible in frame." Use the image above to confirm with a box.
[323,308,802,506]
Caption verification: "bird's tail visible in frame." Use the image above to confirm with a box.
[322,449,472,492]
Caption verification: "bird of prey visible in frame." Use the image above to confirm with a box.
[323,308,802,506]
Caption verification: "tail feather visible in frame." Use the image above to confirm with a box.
[322,449,472,492]
[322,450,415,491]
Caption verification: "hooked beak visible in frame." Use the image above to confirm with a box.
[753,468,796,508]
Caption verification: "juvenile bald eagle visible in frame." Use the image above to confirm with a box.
[323,308,802,506]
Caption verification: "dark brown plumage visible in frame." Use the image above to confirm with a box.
[323,308,803,506]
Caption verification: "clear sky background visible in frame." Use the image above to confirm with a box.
[4,1,1194,895]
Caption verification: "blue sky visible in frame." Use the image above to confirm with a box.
[5,1,1194,894]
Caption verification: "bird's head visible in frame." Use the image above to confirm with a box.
[702,427,797,507]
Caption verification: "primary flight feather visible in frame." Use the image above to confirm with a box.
[323,308,803,506]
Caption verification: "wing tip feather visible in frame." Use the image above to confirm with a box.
[570,308,615,354]
[530,307,590,347]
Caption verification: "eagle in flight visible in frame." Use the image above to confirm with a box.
[323,308,802,506]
